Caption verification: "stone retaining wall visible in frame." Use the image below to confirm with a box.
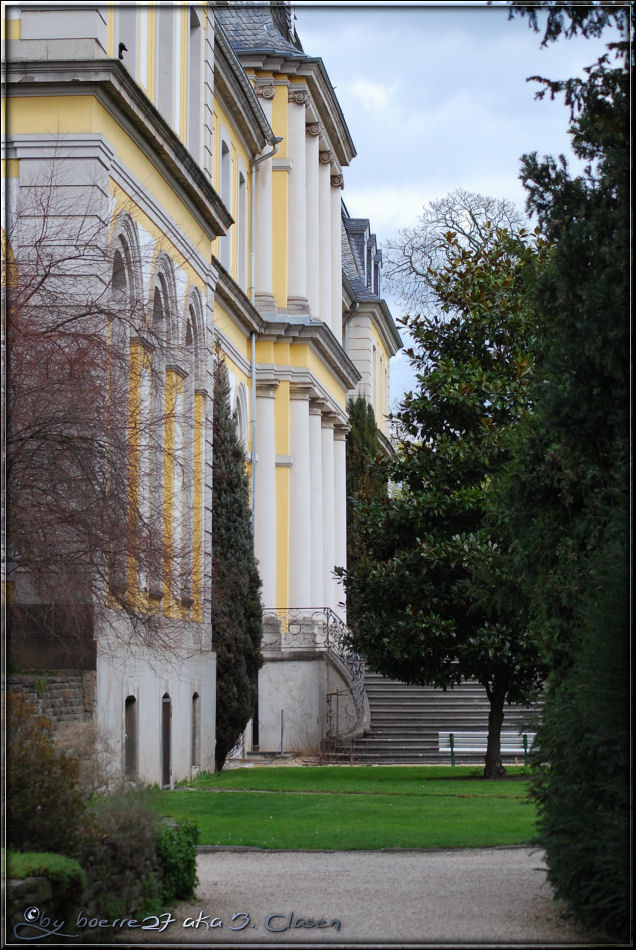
[5,671,96,725]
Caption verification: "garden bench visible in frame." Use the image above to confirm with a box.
[438,731,536,765]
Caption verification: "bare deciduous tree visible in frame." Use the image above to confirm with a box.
[384,189,525,312]
[3,167,195,661]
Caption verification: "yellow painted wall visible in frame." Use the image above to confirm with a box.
[10,95,212,257]
[371,324,391,431]
[212,101,253,284]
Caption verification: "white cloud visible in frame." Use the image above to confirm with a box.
[345,78,395,113]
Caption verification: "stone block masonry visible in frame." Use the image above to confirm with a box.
[4,671,96,726]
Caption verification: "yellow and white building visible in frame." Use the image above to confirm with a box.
[2,1,401,779]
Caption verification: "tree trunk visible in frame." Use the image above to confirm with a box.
[484,686,507,779]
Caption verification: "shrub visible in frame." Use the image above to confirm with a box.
[81,784,164,919]
[4,694,86,856]
[4,850,86,892]
[530,511,630,942]
[155,820,200,904]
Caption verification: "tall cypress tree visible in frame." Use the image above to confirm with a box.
[343,395,386,627]
[212,354,263,772]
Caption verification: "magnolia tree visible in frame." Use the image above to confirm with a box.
[3,169,189,659]
[340,198,548,778]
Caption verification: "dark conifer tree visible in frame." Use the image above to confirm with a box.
[502,5,631,938]
[212,353,263,772]
[343,395,386,627]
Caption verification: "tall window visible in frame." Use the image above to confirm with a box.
[219,140,231,269]
[124,695,138,779]
[188,6,202,160]
[238,170,247,289]
[161,693,172,788]
[191,692,201,768]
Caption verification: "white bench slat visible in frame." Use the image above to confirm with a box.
[438,731,536,753]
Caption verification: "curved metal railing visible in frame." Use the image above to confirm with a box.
[262,607,366,740]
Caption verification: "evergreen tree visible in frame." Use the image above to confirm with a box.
[340,217,547,778]
[344,395,386,627]
[501,4,631,938]
[212,354,263,772]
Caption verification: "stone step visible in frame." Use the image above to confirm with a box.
[330,673,541,765]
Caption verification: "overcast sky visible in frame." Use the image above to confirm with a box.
[293,2,615,406]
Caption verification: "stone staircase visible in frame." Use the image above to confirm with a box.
[328,672,541,765]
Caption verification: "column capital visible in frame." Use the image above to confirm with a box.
[331,174,344,190]
[333,423,350,440]
[254,80,275,100]
[288,87,309,106]
[306,121,321,137]
[321,412,339,429]
[256,381,279,399]
[289,382,315,401]
[309,398,328,416]
[319,149,333,165]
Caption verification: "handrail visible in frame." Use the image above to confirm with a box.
[262,607,366,740]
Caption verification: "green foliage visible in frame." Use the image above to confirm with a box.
[82,783,163,918]
[341,216,546,777]
[155,819,200,904]
[503,4,631,940]
[5,694,86,856]
[5,850,86,894]
[344,396,386,624]
[212,352,263,771]
[529,498,629,940]
[4,851,87,929]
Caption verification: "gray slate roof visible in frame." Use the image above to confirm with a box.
[342,216,379,301]
[214,3,305,58]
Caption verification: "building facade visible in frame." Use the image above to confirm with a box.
[2,1,400,780]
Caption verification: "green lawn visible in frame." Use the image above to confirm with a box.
[160,766,536,850]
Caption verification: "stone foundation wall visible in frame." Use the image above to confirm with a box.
[5,671,96,725]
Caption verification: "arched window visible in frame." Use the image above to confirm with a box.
[177,292,203,604]
[124,695,138,779]
[161,693,172,788]
[238,169,247,289]
[219,139,232,269]
[108,219,143,593]
[191,692,201,768]
[235,383,249,454]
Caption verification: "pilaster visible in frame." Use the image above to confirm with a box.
[287,87,309,314]
[254,381,279,606]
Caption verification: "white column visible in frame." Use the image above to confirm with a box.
[321,413,336,612]
[309,401,324,607]
[254,382,278,607]
[305,123,320,319]
[333,425,347,620]
[254,87,275,312]
[287,89,308,313]
[318,152,332,330]
[289,386,312,608]
[330,173,343,344]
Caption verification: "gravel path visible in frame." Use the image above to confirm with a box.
[123,846,595,948]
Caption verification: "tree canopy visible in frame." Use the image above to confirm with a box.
[341,206,547,777]
[499,3,630,938]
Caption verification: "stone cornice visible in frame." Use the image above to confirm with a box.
[4,58,233,239]
[259,319,361,392]
[255,366,348,425]
[235,55,356,167]
[213,257,264,337]
[359,298,403,357]
[377,429,396,459]
[343,293,403,357]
